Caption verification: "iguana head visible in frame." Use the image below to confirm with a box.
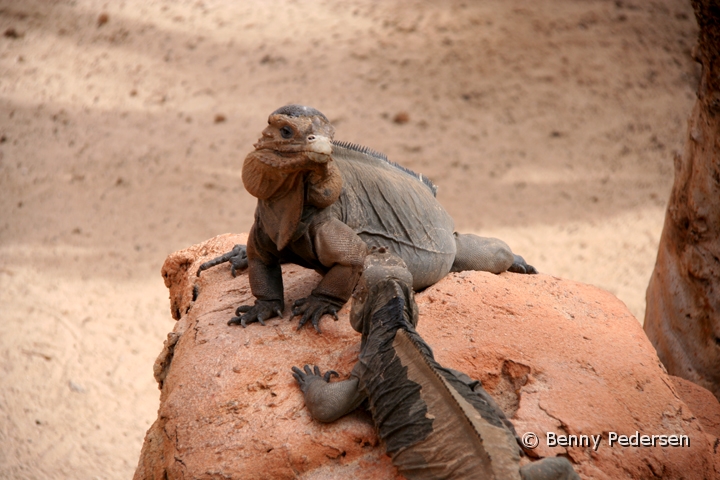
[242,105,342,248]
[350,247,418,334]
[254,104,335,160]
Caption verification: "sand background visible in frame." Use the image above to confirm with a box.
[0,0,699,478]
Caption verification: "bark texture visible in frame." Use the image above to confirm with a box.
[644,0,720,400]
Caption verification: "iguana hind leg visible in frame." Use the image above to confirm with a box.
[452,233,537,274]
[520,457,580,480]
[508,253,538,274]
[291,365,366,423]
[292,218,367,332]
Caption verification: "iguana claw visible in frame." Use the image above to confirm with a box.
[196,244,248,277]
[508,254,538,274]
[291,365,337,394]
[228,300,283,327]
[291,295,342,333]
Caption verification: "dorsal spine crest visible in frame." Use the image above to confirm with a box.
[332,140,438,197]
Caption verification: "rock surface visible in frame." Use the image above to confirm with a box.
[670,376,720,439]
[644,0,720,401]
[136,234,720,479]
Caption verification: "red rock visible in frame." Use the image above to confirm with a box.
[669,376,720,475]
[136,234,719,479]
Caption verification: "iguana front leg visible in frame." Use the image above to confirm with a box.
[292,218,367,332]
[291,365,366,422]
[229,227,285,327]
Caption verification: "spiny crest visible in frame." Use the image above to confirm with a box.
[394,329,492,443]
[333,140,439,197]
[333,140,388,161]
[394,320,435,360]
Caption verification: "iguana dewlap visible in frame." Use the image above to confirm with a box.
[199,104,536,332]
[292,250,580,480]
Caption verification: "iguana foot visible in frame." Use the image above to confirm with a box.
[196,244,248,277]
[228,299,283,327]
[291,365,339,393]
[508,254,538,274]
[520,456,581,480]
[291,295,342,333]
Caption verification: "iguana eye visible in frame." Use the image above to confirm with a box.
[279,126,294,139]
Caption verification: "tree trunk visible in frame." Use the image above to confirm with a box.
[644,0,720,401]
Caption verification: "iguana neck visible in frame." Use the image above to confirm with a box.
[359,281,415,344]
[242,149,342,250]
[242,149,341,204]
[358,281,425,369]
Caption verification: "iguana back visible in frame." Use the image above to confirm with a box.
[330,142,457,289]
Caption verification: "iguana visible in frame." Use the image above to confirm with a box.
[292,248,579,480]
[198,104,536,332]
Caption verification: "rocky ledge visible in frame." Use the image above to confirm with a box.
[135,233,720,479]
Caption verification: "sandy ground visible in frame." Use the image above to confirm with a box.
[0,0,699,478]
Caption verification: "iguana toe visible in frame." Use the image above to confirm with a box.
[291,366,305,385]
[292,295,343,333]
[228,311,264,327]
[228,300,283,327]
[508,254,538,274]
[297,310,323,333]
[309,310,325,333]
[291,364,334,394]
[196,244,248,277]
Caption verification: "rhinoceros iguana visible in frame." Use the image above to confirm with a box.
[292,248,579,479]
[198,104,536,332]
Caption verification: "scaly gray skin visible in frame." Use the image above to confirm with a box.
[199,104,536,332]
[292,249,580,480]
